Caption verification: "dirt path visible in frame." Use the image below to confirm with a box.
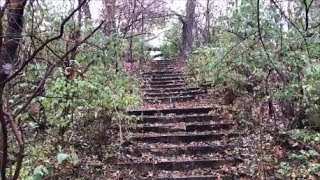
[116,59,248,179]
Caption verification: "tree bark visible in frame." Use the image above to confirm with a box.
[183,0,196,56]
[82,1,91,20]
[68,0,82,63]
[177,14,187,55]
[104,0,116,35]
[129,0,137,62]
[0,1,27,179]
[205,0,211,43]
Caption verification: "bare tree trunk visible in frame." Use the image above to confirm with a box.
[129,0,137,62]
[181,21,187,54]
[104,0,116,35]
[184,0,196,56]
[205,0,211,43]
[0,1,27,179]
[82,1,91,20]
[194,21,200,47]
[139,0,144,69]
[69,0,82,62]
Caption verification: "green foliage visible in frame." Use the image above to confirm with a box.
[30,29,140,131]
[131,36,148,60]
[160,25,181,59]
[170,0,320,177]
[41,64,139,130]
[11,2,141,178]
[276,162,320,179]
[17,143,53,179]
[57,153,69,164]
[57,151,79,165]
[276,130,320,179]
[186,0,320,128]
[33,165,52,180]
[291,129,320,144]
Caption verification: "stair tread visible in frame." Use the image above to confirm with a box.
[144,87,201,93]
[123,144,237,157]
[143,83,186,87]
[143,95,195,101]
[132,122,234,133]
[136,121,234,127]
[129,106,213,116]
[145,90,206,97]
[117,158,241,166]
[131,130,238,137]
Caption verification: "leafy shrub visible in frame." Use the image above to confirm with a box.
[160,25,181,59]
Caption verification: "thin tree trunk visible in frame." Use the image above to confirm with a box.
[0,1,27,179]
[181,21,187,55]
[69,0,82,61]
[184,0,196,56]
[139,0,144,70]
[129,0,137,62]
[82,1,91,20]
[177,14,187,55]
[104,0,116,35]
[0,89,7,180]
[205,0,211,43]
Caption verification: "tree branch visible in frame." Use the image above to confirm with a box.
[270,0,310,55]
[13,65,54,118]
[3,111,24,180]
[0,0,90,86]
[257,0,287,82]
[60,20,105,61]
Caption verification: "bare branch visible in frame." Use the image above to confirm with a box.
[13,65,54,117]
[60,20,105,61]
[1,0,90,85]
[258,0,287,82]
[3,111,24,180]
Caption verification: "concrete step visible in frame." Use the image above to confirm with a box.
[156,175,234,180]
[132,122,234,133]
[143,71,182,74]
[148,77,184,81]
[142,83,186,89]
[124,144,230,156]
[137,114,222,124]
[144,90,206,97]
[130,131,241,143]
[144,87,201,93]
[143,74,184,78]
[129,107,213,116]
[117,158,241,171]
[145,80,186,85]
[143,95,195,103]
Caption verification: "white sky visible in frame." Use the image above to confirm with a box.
[89,0,228,19]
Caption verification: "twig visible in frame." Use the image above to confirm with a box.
[13,65,54,117]
[303,0,314,31]
[3,111,24,180]
[257,0,287,82]
[1,0,90,85]
[0,1,12,178]
[270,0,310,56]
[60,20,105,61]
[207,31,258,71]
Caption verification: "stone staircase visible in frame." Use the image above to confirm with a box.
[116,59,246,179]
